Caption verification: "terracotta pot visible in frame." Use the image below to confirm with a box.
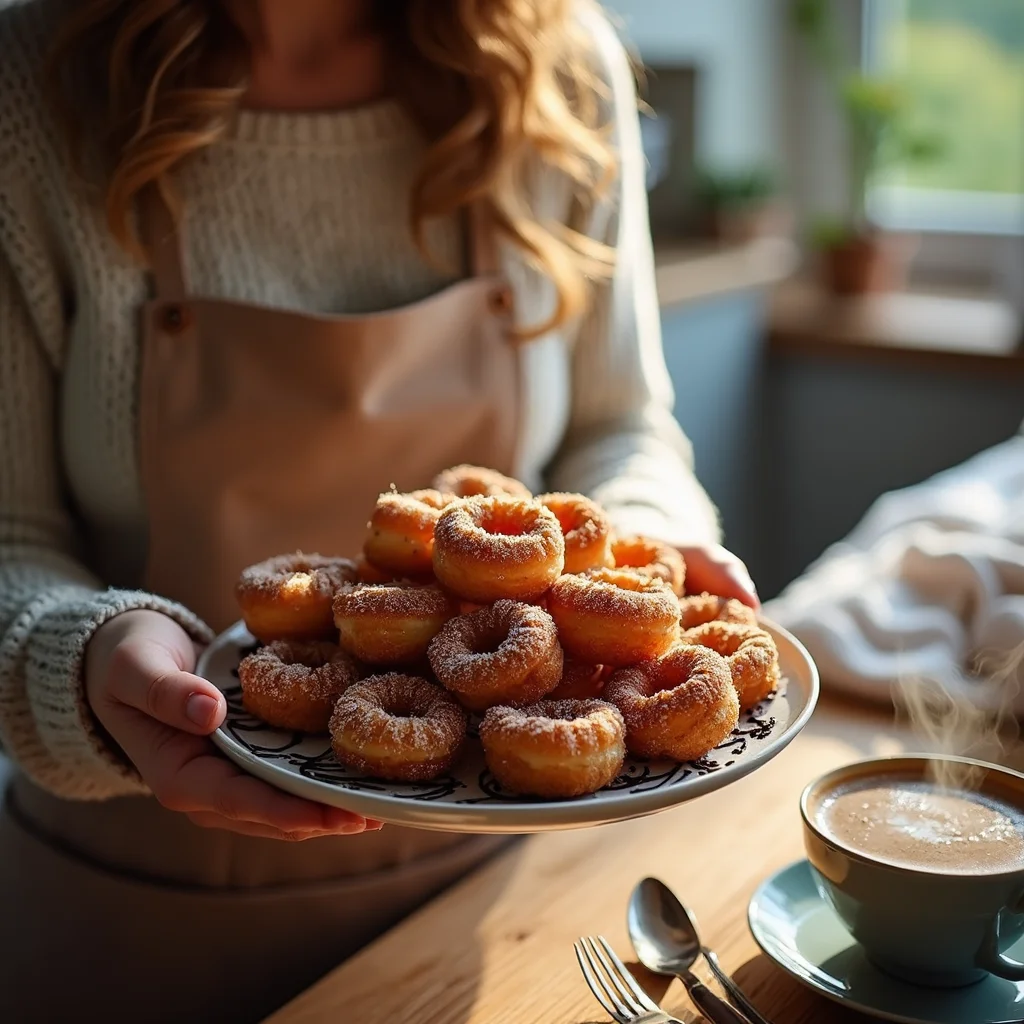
[820,233,912,296]
[706,201,793,245]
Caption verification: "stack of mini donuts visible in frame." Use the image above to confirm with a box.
[234,465,780,800]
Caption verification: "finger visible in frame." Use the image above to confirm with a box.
[185,812,349,842]
[106,638,227,734]
[109,708,370,832]
[683,549,759,608]
[723,563,760,609]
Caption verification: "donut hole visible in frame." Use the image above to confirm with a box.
[467,623,509,657]
[612,539,656,569]
[546,504,584,536]
[588,567,646,593]
[273,641,336,668]
[480,507,532,537]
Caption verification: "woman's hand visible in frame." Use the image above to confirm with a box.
[677,543,760,609]
[86,610,380,841]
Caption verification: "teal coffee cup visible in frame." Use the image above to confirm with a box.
[801,755,1024,987]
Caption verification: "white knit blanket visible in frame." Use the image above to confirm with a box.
[764,435,1024,712]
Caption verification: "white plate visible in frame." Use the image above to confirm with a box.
[198,617,818,833]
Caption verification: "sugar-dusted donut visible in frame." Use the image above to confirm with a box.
[236,553,358,642]
[606,645,739,761]
[611,535,685,596]
[431,464,531,499]
[238,641,360,733]
[330,674,466,781]
[363,489,450,577]
[678,592,758,631]
[432,496,565,602]
[682,621,780,708]
[480,699,626,798]
[333,582,455,665]
[537,492,613,575]
[427,600,563,711]
[547,568,679,667]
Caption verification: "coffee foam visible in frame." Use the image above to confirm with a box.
[817,776,1024,875]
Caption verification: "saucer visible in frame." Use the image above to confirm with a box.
[748,861,1024,1024]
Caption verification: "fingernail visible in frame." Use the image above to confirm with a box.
[185,693,219,727]
[368,819,386,831]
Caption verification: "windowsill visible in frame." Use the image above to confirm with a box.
[654,237,799,309]
[768,280,1024,372]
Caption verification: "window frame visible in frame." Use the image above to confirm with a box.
[861,0,1024,239]
[782,0,1022,308]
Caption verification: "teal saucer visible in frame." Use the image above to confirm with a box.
[748,861,1024,1024]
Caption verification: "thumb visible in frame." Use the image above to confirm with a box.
[106,637,227,735]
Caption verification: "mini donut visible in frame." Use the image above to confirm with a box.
[606,645,739,761]
[363,489,450,577]
[432,496,565,603]
[330,674,467,781]
[236,553,358,643]
[548,661,608,701]
[682,621,780,708]
[427,600,563,712]
[431,464,532,499]
[611,535,685,596]
[354,553,396,585]
[238,641,360,733]
[537,492,613,575]
[480,699,626,798]
[333,582,455,665]
[547,568,680,667]
[678,592,758,631]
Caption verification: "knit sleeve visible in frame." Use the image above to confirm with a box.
[544,11,720,546]
[0,249,212,801]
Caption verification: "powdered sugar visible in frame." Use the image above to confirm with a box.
[330,673,466,753]
[433,496,565,568]
[333,581,453,621]
[480,698,625,758]
[678,592,758,630]
[427,600,563,700]
[431,465,532,499]
[238,640,360,704]
[236,553,357,600]
[549,569,678,624]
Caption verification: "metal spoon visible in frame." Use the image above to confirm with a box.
[628,877,771,1024]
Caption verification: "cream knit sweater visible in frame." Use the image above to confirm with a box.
[0,0,718,801]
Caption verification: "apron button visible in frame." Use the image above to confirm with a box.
[158,303,192,334]
[487,286,514,317]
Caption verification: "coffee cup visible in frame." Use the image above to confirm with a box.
[800,754,1024,987]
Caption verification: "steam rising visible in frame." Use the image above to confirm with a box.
[895,644,1024,791]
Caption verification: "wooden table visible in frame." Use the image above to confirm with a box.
[265,697,940,1024]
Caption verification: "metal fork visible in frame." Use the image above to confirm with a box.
[574,935,685,1024]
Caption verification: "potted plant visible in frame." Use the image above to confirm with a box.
[791,0,943,295]
[693,166,792,245]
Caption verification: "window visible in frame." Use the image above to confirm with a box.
[864,0,1024,235]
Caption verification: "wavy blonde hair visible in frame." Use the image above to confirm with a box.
[49,0,618,334]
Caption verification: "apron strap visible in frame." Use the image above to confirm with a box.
[139,185,189,303]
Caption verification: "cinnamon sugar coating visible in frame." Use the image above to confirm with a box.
[428,600,563,712]
[330,674,467,781]
[606,645,739,761]
[432,496,565,602]
[681,621,779,708]
[480,698,626,798]
[547,568,679,666]
[239,640,360,733]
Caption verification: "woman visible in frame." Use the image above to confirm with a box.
[0,0,757,1019]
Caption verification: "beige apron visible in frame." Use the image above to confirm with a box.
[0,191,521,1023]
